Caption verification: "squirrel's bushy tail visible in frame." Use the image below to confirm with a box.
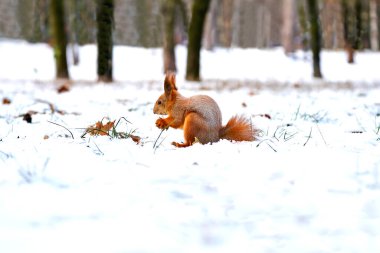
[219,115,256,142]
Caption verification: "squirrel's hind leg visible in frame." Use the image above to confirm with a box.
[172,112,203,148]
[172,141,191,148]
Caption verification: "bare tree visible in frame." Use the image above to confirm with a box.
[96,0,114,82]
[353,0,363,50]
[204,0,218,50]
[370,0,379,50]
[231,0,242,47]
[282,0,296,54]
[342,0,354,62]
[49,0,69,79]
[297,0,309,51]
[306,0,323,78]
[162,0,177,73]
[321,0,345,49]
[185,0,211,81]
[220,0,234,47]
[341,0,364,63]
[161,0,187,73]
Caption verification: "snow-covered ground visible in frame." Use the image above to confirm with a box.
[0,40,380,253]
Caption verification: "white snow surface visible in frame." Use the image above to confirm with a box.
[0,40,380,253]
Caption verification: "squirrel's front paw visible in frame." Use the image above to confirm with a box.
[156,118,169,129]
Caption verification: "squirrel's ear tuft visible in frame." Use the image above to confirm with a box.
[164,72,177,97]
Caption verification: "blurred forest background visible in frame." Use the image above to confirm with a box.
[0,0,379,80]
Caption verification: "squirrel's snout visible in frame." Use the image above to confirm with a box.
[153,106,166,115]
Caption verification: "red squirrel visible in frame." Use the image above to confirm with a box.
[153,73,258,147]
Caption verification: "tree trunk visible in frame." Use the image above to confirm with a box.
[282,0,295,54]
[97,0,114,82]
[353,0,363,50]
[341,0,362,63]
[321,0,344,49]
[306,0,323,78]
[185,0,211,81]
[162,0,177,73]
[341,0,353,63]
[341,0,350,44]
[370,0,379,50]
[220,0,233,47]
[334,1,345,49]
[204,0,218,50]
[297,0,309,51]
[49,0,69,79]
[231,0,242,47]
[135,0,149,47]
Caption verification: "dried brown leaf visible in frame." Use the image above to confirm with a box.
[57,84,70,93]
[87,120,115,136]
[2,97,11,104]
[23,113,32,123]
[130,134,141,144]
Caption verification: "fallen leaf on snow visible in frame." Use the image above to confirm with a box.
[57,83,70,93]
[21,111,38,123]
[130,134,141,144]
[86,120,115,136]
[23,113,32,123]
[2,97,11,104]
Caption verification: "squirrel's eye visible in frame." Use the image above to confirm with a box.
[157,100,162,105]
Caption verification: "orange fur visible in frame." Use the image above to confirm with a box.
[153,73,258,147]
[219,115,256,142]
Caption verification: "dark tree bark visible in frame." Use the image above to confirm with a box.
[353,0,363,50]
[220,0,234,47]
[370,0,379,50]
[341,0,354,62]
[283,0,296,54]
[96,0,114,82]
[341,0,364,63]
[49,0,69,79]
[306,0,323,78]
[297,0,309,51]
[185,0,211,81]
[161,0,187,73]
[204,0,218,50]
[136,0,150,48]
[162,0,177,73]
[342,0,350,44]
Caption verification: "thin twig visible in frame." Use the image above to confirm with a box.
[114,117,131,128]
[315,123,327,145]
[256,138,268,147]
[266,142,277,152]
[36,99,56,113]
[294,104,301,121]
[256,138,274,148]
[277,128,287,140]
[92,141,104,155]
[272,126,282,141]
[0,150,11,159]
[303,127,313,146]
[153,129,167,150]
[48,120,74,139]
[284,131,297,142]
[154,136,167,153]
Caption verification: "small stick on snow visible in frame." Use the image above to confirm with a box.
[48,121,74,139]
[153,129,166,150]
[315,123,327,145]
[304,127,313,146]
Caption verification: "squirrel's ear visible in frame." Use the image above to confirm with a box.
[164,72,177,97]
